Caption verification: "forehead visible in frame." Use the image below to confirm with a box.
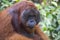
[21,8,40,16]
[26,8,36,13]
[24,8,39,15]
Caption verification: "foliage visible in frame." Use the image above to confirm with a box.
[36,1,60,40]
[0,0,21,11]
[0,0,60,40]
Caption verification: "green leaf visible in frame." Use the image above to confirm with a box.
[51,1,57,7]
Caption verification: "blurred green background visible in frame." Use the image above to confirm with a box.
[0,0,60,40]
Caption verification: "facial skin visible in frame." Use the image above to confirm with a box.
[20,8,40,30]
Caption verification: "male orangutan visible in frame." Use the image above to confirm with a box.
[0,1,49,40]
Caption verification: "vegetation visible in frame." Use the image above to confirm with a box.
[0,0,60,40]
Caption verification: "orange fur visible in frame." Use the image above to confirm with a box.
[0,1,49,40]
